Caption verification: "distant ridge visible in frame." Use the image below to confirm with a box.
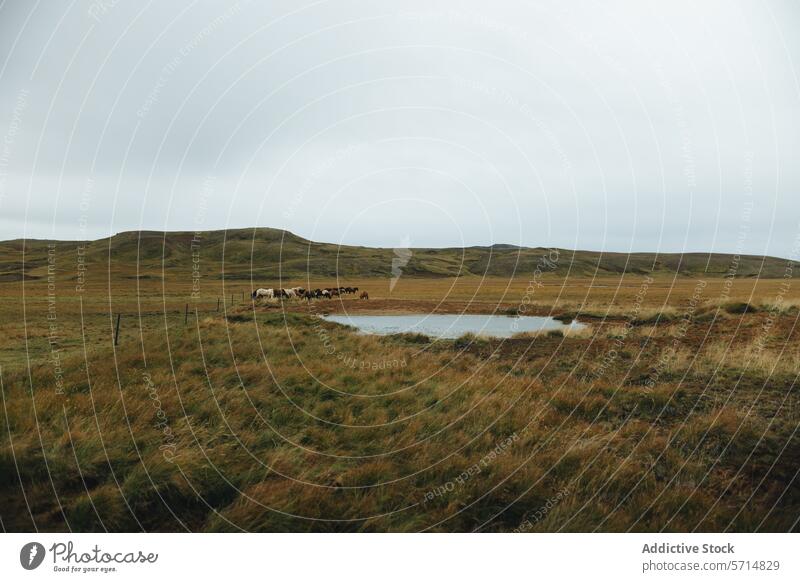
[0,227,790,281]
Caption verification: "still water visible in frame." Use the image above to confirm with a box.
[322,313,584,339]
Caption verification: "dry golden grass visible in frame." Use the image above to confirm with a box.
[512,325,595,340]
[694,340,800,377]
[755,298,800,314]
[0,271,799,532]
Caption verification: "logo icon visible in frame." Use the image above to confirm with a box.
[20,542,46,570]
[390,235,412,292]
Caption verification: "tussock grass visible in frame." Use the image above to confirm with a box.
[2,306,798,532]
[556,305,681,325]
[758,299,800,314]
[511,325,593,340]
[696,340,800,376]
[381,332,431,345]
[1,271,799,532]
[723,301,759,315]
[453,332,490,349]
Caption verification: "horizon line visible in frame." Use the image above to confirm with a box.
[0,226,792,262]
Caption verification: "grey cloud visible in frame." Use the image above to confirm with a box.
[0,0,798,257]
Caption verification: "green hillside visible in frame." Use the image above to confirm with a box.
[0,227,789,282]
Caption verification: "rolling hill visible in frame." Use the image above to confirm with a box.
[0,227,790,282]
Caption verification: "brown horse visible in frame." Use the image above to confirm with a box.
[359,291,369,300]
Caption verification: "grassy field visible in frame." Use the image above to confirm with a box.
[0,234,799,532]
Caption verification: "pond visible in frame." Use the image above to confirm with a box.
[321,313,585,339]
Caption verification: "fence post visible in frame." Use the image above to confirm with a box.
[184,303,189,325]
[217,297,220,312]
[114,313,121,346]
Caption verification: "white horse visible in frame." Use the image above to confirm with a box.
[252,288,274,300]
[283,288,297,299]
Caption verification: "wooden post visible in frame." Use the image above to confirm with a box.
[184,303,189,325]
[114,313,121,346]
[216,298,220,311]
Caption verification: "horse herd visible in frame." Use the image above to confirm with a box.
[251,286,369,301]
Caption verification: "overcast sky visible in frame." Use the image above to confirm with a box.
[0,0,798,256]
